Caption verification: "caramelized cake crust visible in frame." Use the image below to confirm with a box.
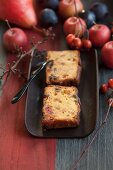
[46,50,82,86]
[42,85,80,129]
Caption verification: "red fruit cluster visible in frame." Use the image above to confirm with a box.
[100,79,113,107]
[100,78,113,94]
[66,34,92,50]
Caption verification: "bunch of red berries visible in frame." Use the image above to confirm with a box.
[66,34,92,50]
[100,78,113,107]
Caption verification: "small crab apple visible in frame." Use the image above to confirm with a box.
[63,16,87,37]
[101,41,113,69]
[89,24,111,47]
[100,83,108,94]
[58,0,84,19]
[3,28,28,52]
[108,79,113,88]
[72,37,82,49]
[82,39,92,49]
[66,34,75,45]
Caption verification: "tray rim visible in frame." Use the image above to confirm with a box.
[25,49,99,138]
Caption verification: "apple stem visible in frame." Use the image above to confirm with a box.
[5,19,13,34]
[93,21,97,25]
[74,30,79,37]
[74,0,78,17]
[73,1,80,37]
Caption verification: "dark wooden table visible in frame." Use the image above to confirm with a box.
[0,0,113,170]
[56,1,113,169]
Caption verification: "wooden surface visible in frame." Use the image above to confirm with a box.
[0,27,58,170]
[56,0,113,170]
[0,0,113,170]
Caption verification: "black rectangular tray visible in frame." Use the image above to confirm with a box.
[25,49,99,138]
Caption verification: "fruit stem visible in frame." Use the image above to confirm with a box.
[92,21,96,25]
[5,19,13,34]
[5,19,11,29]
[70,98,113,170]
[33,26,47,37]
[74,0,78,17]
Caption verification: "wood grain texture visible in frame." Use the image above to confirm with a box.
[56,0,113,170]
[0,25,60,170]
[0,1,113,170]
[0,57,56,170]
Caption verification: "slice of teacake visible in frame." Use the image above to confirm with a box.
[46,50,82,86]
[42,85,80,129]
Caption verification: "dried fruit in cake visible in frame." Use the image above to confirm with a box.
[42,85,81,129]
[46,50,82,86]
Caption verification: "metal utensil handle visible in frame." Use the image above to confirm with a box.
[11,63,46,104]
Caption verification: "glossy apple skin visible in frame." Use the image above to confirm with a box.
[63,16,86,37]
[59,0,84,19]
[101,41,113,69]
[89,24,111,47]
[3,28,28,52]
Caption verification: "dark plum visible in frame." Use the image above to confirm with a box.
[39,8,58,28]
[79,10,96,28]
[45,0,59,10]
[90,2,109,20]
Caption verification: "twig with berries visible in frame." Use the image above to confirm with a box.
[70,91,113,170]
[70,78,113,170]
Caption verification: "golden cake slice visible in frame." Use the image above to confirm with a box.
[46,50,82,86]
[42,85,80,129]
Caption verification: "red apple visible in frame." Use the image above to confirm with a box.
[101,41,113,69]
[59,0,84,19]
[89,24,111,47]
[63,16,87,37]
[3,28,28,52]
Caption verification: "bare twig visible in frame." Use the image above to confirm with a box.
[0,65,5,71]
[5,19,12,30]
[11,37,48,71]
[70,99,113,170]
[0,71,8,79]
[33,26,55,39]
[0,33,52,89]
[74,1,86,38]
